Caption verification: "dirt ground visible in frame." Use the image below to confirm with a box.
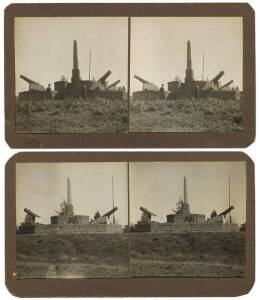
[130,97,243,132]
[16,233,129,279]
[130,232,246,278]
[16,97,128,133]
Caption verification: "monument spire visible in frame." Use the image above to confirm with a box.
[184,176,188,203]
[72,40,81,82]
[67,177,72,204]
[182,176,190,215]
[73,40,79,70]
[185,40,194,84]
[187,40,192,69]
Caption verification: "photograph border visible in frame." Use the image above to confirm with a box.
[5,3,255,148]
[5,151,255,297]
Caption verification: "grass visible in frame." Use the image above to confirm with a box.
[130,97,243,132]
[16,232,245,279]
[16,233,129,279]
[130,232,246,278]
[16,97,242,133]
[16,97,128,133]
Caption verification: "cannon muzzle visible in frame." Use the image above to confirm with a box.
[102,207,118,218]
[20,75,36,84]
[90,70,112,90]
[219,80,234,90]
[107,80,121,90]
[98,70,112,83]
[20,75,46,91]
[134,75,149,84]
[140,206,157,217]
[210,71,225,84]
[218,206,234,217]
[24,208,41,218]
[134,75,159,91]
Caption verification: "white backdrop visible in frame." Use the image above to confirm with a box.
[0,0,259,299]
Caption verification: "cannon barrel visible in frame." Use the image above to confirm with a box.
[219,80,234,90]
[210,71,225,84]
[24,208,40,218]
[140,206,156,217]
[102,206,118,218]
[98,70,112,82]
[218,206,234,217]
[134,75,150,84]
[20,75,36,84]
[107,80,121,90]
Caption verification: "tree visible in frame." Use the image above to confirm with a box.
[174,75,181,82]
[176,197,184,214]
[60,75,68,82]
[94,211,101,219]
[210,210,217,218]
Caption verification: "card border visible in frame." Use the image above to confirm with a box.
[5,151,255,297]
[4,3,255,148]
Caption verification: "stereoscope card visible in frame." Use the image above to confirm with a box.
[4,3,255,148]
[5,152,254,297]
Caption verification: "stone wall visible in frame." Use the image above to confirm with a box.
[151,222,239,233]
[167,213,206,224]
[199,89,238,100]
[34,223,123,234]
[133,223,151,232]
[168,81,180,92]
[19,90,48,101]
[93,90,126,100]
[50,215,90,225]
[133,91,161,101]
[18,223,36,234]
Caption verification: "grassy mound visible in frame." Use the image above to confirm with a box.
[16,233,129,279]
[16,232,245,279]
[130,97,243,132]
[130,232,246,277]
[16,98,128,133]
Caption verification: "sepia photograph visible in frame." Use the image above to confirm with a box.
[15,17,128,133]
[15,162,129,279]
[130,17,243,133]
[129,161,246,278]
[15,160,247,280]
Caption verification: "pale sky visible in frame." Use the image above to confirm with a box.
[131,17,243,92]
[129,162,246,225]
[15,17,128,94]
[16,161,246,228]
[16,163,128,226]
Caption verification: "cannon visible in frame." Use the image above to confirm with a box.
[20,74,46,91]
[139,206,157,223]
[218,206,234,217]
[219,80,234,90]
[107,80,120,90]
[20,75,36,84]
[134,74,159,91]
[89,70,112,90]
[210,71,225,84]
[24,208,41,224]
[134,75,149,85]
[102,207,118,218]
[98,70,112,84]
[207,206,234,224]
[91,207,118,224]
[140,206,157,217]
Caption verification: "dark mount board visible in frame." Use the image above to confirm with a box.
[5,152,254,297]
[5,3,255,148]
